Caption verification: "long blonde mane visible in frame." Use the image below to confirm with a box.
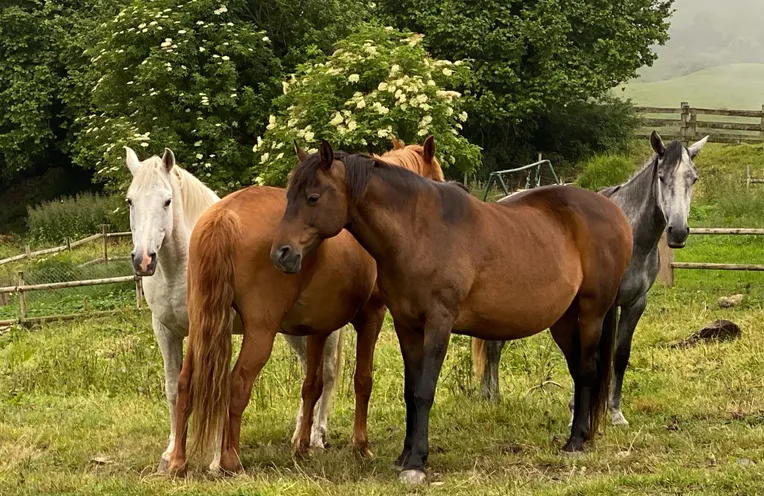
[376,143,445,182]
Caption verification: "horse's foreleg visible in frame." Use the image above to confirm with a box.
[313,328,343,449]
[350,300,385,459]
[216,328,277,474]
[399,310,454,485]
[283,335,308,445]
[293,333,328,457]
[610,296,646,426]
[152,317,184,473]
[393,321,423,470]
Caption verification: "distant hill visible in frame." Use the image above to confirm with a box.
[617,64,764,110]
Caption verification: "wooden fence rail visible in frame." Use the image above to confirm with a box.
[659,228,764,286]
[0,229,131,266]
[634,102,764,145]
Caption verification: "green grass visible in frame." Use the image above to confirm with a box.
[2,229,764,494]
[618,63,764,110]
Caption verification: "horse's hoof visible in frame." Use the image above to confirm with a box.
[292,442,312,460]
[355,443,375,460]
[157,457,169,474]
[399,469,427,485]
[561,440,585,454]
[611,409,630,426]
[167,461,187,478]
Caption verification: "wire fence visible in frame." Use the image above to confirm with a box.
[0,227,141,325]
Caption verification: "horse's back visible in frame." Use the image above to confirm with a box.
[192,186,376,332]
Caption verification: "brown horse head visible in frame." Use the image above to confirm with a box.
[271,136,441,273]
[271,141,351,273]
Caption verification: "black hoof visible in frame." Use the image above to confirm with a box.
[562,439,585,453]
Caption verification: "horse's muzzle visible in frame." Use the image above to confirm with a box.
[271,245,302,274]
[667,225,689,249]
[132,251,157,276]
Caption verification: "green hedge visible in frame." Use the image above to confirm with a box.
[27,193,129,244]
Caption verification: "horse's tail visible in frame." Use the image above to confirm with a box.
[589,303,618,435]
[187,207,241,455]
[471,337,488,380]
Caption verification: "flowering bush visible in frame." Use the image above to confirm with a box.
[252,24,481,186]
[72,0,281,193]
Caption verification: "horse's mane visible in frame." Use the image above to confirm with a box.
[132,156,219,227]
[600,140,686,197]
[374,145,445,182]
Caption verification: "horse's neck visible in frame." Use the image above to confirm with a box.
[348,172,420,267]
[612,166,666,255]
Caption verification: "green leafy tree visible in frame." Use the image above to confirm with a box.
[252,24,481,186]
[71,0,283,193]
[377,0,674,173]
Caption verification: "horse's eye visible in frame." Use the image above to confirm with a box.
[126,198,132,207]
[692,177,698,184]
[164,199,172,208]
[307,194,320,206]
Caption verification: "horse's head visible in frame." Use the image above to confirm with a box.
[125,146,177,276]
[271,140,350,274]
[650,131,708,248]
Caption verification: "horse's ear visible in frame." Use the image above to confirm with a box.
[125,146,141,175]
[161,148,175,173]
[391,136,404,150]
[319,140,334,170]
[423,135,436,163]
[650,131,665,157]
[688,135,709,159]
[293,140,308,162]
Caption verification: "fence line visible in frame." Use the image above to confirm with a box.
[0,230,131,266]
[635,102,764,144]
[658,228,764,287]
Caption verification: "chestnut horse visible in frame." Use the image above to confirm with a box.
[167,138,443,475]
[271,141,633,484]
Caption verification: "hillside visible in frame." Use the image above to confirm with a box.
[618,64,764,109]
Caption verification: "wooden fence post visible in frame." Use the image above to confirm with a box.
[689,106,697,142]
[760,104,764,141]
[657,233,675,287]
[680,102,690,145]
[17,271,26,323]
[102,225,109,262]
[24,244,31,259]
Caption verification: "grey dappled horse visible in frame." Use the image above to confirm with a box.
[477,131,708,426]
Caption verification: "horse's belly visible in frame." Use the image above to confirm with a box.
[454,269,579,340]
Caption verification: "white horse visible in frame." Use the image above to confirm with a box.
[124,147,341,472]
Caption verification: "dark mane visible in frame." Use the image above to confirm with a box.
[290,151,435,204]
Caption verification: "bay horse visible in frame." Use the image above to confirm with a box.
[124,146,343,471]
[271,141,633,484]
[167,137,444,475]
[472,131,708,427]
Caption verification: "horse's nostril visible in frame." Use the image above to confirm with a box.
[278,246,291,261]
[667,226,673,233]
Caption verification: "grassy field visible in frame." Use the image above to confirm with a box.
[618,63,764,110]
[3,143,764,494]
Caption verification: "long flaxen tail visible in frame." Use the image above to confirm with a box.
[187,207,242,455]
[471,337,488,380]
[589,303,618,436]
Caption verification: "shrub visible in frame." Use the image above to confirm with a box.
[27,193,129,244]
[575,154,636,191]
[71,0,282,193]
[252,23,482,186]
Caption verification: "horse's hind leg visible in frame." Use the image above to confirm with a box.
[152,316,184,473]
[481,340,505,401]
[215,326,278,474]
[313,328,342,449]
[350,296,385,459]
[549,306,579,430]
[168,347,194,476]
[610,295,646,426]
[293,333,329,457]
[283,335,309,445]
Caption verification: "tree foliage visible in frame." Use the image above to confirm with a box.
[377,0,673,172]
[252,24,481,186]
